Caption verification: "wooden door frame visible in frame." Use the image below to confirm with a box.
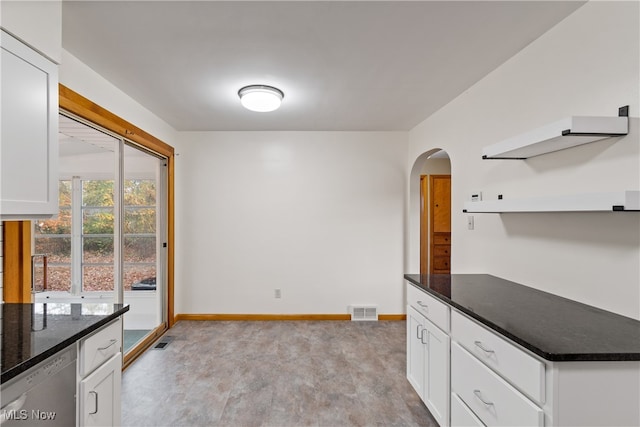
[2,85,175,366]
[419,175,429,275]
[420,174,451,275]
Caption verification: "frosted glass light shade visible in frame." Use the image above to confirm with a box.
[238,85,284,112]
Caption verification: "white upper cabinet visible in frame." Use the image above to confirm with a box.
[1,30,59,220]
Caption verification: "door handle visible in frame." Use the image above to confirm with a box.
[89,391,98,415]
[420,329,429,346]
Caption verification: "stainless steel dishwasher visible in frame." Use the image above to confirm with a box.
[1,345,76,426]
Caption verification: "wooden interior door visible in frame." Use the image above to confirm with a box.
[430,175,451,274]
[420,175,451,275]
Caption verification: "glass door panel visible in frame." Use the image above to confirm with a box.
[122,143,165,353]
[34,115,118,300]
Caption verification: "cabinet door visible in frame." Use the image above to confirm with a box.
[79,353,122,427]
[424,318,450,427]
[1,30,58,219]
[407,305,426,397]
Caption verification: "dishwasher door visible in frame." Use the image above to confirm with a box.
[1,346,76,427]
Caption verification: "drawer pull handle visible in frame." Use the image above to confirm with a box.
[474,341,495,354]
[420,329,429,346]
[98,339,118,351]
[473,390,494,407]
[416,301,429,311]
[89,391,99,414]
[416,324,423,339]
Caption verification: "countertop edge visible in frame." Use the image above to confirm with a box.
[1,305,130,384]
[404,275,640,362]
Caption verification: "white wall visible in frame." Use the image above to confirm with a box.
[59,49,178,146]
[0,0,62,63]
[408,1,640,319]
[174,131,408,315]
[0,222,4,301]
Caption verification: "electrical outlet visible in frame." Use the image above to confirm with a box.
[275,288,282,299]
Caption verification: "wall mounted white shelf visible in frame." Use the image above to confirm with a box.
[463,191,640,213]
[482,106,629,159]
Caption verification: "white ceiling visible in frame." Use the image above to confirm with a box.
[62,1,585,132]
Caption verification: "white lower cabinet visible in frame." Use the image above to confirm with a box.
[407,303,450,427]
[79,354,122,427]
[450,308,640,427]
[77,318,123,427]
[407,283,640,427]
[451,342,543,427]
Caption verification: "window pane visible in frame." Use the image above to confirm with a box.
[47,265,72,292]
[83,265,114,292]
[35,207,72,235]
[82,180,114,207]
[124,207,156,234]
[124,236,156,263]
[58,180,72,207]
[124,179,156,206]
[83,207,114,234]
[124,265,156,291]
[83,237,114,263]
[35,237,71,263]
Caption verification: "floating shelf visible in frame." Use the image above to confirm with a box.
[482,106,629,159]
[462,191,640,213]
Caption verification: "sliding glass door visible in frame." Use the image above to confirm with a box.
[122,143,167,351]
[34,113,167,353]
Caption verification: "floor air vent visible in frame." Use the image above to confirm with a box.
[349,305,378,321]
[154,335,174,350]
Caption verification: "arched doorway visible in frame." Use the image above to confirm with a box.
[408,149,451,275]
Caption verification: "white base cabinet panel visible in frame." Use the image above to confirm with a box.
[407,304,450,427]
[543,360,640,427]
[79,353,122,427]
[77,318,123,427]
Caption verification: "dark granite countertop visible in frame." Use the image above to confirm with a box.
[1,303,129,383]
[405,274,640,362]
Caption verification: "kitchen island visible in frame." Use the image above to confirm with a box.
[1,303,129,427]
[1,303,129,383]
[405,274,640,427]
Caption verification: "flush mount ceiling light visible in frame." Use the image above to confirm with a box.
[238,85,284,112]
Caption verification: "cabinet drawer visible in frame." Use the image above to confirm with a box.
[433,233,450,245]
[451,343,543,427]
[432,256,450,271]
[433,245,450,257]
[79,318,122,377]
[451,392,485,427]
[451,311,545,404]
[407,284,449,332]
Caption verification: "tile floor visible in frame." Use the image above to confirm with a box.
[121,320,437,427]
